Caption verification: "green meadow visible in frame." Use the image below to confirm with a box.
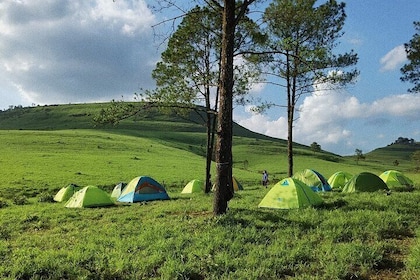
[0,104,420,279]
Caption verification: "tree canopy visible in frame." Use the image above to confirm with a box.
[401,21,420,93]
[261,0,358,176]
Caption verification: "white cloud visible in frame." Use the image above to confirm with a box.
[380,45,407,72]
[235,86,420,155]
[0,0,158,108]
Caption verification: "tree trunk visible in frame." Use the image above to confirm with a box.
[213,0,235,215]
[205,111,213,193]
[286,53,294,177]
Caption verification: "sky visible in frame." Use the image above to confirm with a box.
[0,0,419,156]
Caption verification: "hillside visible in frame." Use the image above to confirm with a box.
[0,103,317,154]
[1,103,418,175]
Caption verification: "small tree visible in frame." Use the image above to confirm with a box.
[355,148,365,165]
[310,142,321,153]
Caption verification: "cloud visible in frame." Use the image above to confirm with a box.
[0,0,159,107]
[380,45,407,72]
[235,87,420,155]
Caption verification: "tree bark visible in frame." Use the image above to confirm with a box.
[213,0,235,215]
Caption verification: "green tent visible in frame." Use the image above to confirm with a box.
[342,172,389,193]
[379,170,414,189]
[111,182,127,199]
[258,178,323,209]
[65,186,114,208]
[292,169,331,192]
[181,179,204,194]
[327,171,353,190]
[53,184,81,202]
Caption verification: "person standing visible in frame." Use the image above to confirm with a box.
[262,170,268,188]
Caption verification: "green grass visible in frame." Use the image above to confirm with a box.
[0,103,420,279]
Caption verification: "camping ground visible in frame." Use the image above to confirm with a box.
[0,104,420,279]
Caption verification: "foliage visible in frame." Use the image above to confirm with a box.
[401,21,420,93]
[310,142,321,152]
[13,195,28,206]
[355,148,365,164]
[37,192,55,203]
[391,137,416,145]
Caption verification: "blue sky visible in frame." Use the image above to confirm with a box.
[0,0,419,156]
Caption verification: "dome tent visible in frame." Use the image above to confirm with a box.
[258,178,323,209]
[118,176,170,202]
[211,176,243,192]
[181,179,204,194]
[342,172,389,193]
[293,169,331,192]
[53,184,81,202]
[111,182,127,199]
[65,186,114,208]
[379,170,414,190]
[327,171,353,190]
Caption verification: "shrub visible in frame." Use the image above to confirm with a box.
[0,199,8,209]
[37,192,54,203]
[13,195,28,205]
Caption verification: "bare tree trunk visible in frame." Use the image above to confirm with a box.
[213,0,235,215]
[286,53,294,177]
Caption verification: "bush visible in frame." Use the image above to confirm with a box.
[0,199,8,209]
[13,195,28,205]
[37,192,54,203]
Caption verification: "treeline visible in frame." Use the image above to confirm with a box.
[390,137,416,145]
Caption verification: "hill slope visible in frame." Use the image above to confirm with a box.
[0,103,418,179]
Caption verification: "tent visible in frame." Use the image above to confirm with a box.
[379,170,414,189]
[118,176,170,202]
[233,177,244,191]
[342,172,389,193]
[65,186,114,208]
[211,176,243,192]
[53,184,81,202]
[258,178,323,209]
[327,171,353,190]
[293,169,331,192]
[111,182,127,199]
[181,179,204,194]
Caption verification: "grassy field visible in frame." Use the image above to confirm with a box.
[0,103,420,279]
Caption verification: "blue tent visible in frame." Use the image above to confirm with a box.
[118,176,170,202]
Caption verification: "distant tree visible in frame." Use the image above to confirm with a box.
[401,21,420,93]
[393,159,400,166]
[310,142,321,153]
[392,137,416,145]
[355,148,365,164]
